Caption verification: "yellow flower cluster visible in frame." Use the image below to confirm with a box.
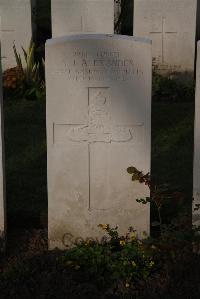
[119,240,126,246]
[142,231,148,239]
[130,232,137,241]
[149,261,155,267]
[131,261,137,267]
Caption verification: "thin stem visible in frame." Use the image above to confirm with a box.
[158,206,162,233]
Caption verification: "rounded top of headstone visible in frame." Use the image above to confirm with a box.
[46,34,152,46]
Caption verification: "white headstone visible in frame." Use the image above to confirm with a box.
[46,34,152,249]
[134,0,197,75]
[0,0,32,70]
[0,39,6,251]
[193,41,200,226]
[51,0,114,37]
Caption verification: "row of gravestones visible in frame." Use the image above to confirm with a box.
[0,0,199,250]
[0,0,197,75]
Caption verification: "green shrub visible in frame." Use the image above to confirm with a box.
[61,225,156,293]
[11,40,45,101]
[127,166,186,230]
[126,166,200,258]
[152,73,195,102]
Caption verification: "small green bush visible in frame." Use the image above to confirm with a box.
[61,225,156,293]
[8,40,45,101]
[127,166,200,259]
[152,73,195,102]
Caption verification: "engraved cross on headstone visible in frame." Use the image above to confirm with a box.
[150,16,177,63]
[80,13,94,33]
[54,87,144,210]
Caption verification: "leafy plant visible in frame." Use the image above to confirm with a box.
[126,166,200,272]
[61,225,156,294]
[127,166,185,231]
[152,73,194,102]
[12,40,45,100]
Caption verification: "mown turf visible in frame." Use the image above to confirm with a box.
[152,102,194,192]
[4,99,47,228]
[151,102,194,222]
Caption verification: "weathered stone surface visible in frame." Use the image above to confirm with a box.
[51,0,114,37]
[193,41,200,226]
[46,34,151,249]
[0,0,32,70]
[134,0,197,74]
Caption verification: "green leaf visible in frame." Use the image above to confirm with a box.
[127,167,137,174]
[136,198,142,203]
[13,43,23,71]
[132,174,139,181]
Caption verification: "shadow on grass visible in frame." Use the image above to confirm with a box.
[151,102,194,222]
[4,99,47,229]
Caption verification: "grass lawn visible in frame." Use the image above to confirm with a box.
[152,102,194,192]
[151,102,194,222]
[4,99,47,229]
[3,99,194,229]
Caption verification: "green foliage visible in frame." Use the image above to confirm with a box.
[126,166,200,289]
[61,225,155,293]
[13,40,45,100]
[151,102,194,225]
[152,73,195,102]
[127,166,185,230]
[126,165,200,273]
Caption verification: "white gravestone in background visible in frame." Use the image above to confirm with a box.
[134,0,197,74]
[46,34,152,249]
[0,0,32,70]
[0,39,6,252]
[193,41,200,226]
[51,0,114,37]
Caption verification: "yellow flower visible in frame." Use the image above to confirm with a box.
[98,224,108,230]
[142,231,148,239]
[125,283,130,288]
[131,261,137,267]
[130,232,137,241]
[149,261,155,267]
[120,240,126,246]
